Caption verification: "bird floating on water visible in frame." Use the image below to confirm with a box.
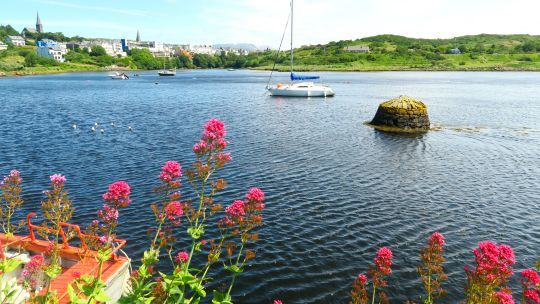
[100,128,105,133]
[72,123,77,129]
[111,122,115,127]
[128,126,133,131]
[91,126,96,132]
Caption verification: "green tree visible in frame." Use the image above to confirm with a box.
[90,45,107,57]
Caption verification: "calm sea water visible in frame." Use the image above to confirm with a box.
[0,70,539,303]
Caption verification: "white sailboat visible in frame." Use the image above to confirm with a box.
[267,0,334,97]
[109,72,129,80]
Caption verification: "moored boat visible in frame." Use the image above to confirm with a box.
[158,69,176,76]
[109,72,129,80]
[266,0,334,97]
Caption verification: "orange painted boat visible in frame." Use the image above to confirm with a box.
[0,213,131,303]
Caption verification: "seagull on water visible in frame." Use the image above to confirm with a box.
[91,126,96,132]
[128,126,133,131]
[72,123,77,129]
[100,128,105,133]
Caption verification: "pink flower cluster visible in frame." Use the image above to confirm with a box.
[49,173,66,187]
[225,200,246,218]
[428,232,445,248]
[160,161,182,183]
[1,169,22,185]
[246,187,265,206]
[494,291,515,304]
[192,119,229,159]
[203,118,226,140]
[175,251,189,263]
[521,269,540,303]
[22,255,45,288]
[165,201,183,224]
[374,247,393,275]
[103,180,131,207]
[98,204,119,223]
[470,241,515,283]
[357,273,368,285]
[273,300,283,304]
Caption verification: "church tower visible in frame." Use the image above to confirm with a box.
[136,30,140,42]
[36,12,43,33]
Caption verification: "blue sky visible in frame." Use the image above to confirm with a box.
[2,0,539,47]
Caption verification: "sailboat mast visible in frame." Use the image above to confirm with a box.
[290,0,294,73]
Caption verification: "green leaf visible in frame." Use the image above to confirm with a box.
[187,226,205,240]
[94,290,110,302]
[0,258,24,273]
[212,291,232,304]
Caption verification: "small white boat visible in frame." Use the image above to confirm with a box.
[109,72,129,80]
[158,69,176,76]
[267,81,334,97]
[266,0,334,98]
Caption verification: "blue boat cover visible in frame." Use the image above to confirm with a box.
[290,72,320,81]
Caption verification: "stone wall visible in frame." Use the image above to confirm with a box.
[370,96,430,132]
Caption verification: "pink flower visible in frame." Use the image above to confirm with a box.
[160,161,182,182]
[21,269,29,278]
[521,269,540,286]
[72,271,81,279]
[2,169,22,185]
[225,200,245,218]
[175,251,189,263]
[428,232,445,247]
[49,173,66,186]
[374,247,393,275]
[91,220,99,226]
[98,204,119,223]
[273,300,283,304]
[165,201,183,223]
[494,291,515,304]
[203,118,226,140]
[524,289,540,303]
[357,273,367,285]
[246,187,265,203]
[99,235,112,244]
[193,140,208,155]
[471,241,515,282]
[103,181,131,207]
[215,152,232,167]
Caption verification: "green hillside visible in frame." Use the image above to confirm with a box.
[252,34,540,71]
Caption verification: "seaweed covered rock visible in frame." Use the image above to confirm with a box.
[369,95,430,132]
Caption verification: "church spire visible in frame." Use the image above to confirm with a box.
[36,11,43,33]
[136,30,140,42]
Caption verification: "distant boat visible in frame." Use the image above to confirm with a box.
[109,72,129,80]
[266,0,334,97]
[158,69,176,76]
[227,68,236,71]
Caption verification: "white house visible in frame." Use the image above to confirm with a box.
[37,45,67,62]
[344,45,370,53]
[0,42,7,51]
[188,44,216,55]
[6,36,25,46]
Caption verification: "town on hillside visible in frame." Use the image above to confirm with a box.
[0,12,254,63]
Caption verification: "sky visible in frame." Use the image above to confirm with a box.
[1,0,540,47]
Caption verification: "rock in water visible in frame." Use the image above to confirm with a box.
[369,95,430,132]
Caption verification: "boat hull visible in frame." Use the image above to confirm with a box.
[268,83,335,97]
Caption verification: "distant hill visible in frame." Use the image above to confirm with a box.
[213,43,271,51]
[249,34,540,71]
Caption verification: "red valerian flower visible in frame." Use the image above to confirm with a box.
[522,269,540,286]
[493,291,515,304]
[103,180,131,207]
[374,247,393,275]
[246,187,265,203]
[165,201,183,224]
[160,161,182,182]
[225,200,245,218]
[273,300,283,304]
[428,232,445,247]
[524,289,540,303]
[203,118,226,140]
[175,251,189,263]
[49,173,66,186]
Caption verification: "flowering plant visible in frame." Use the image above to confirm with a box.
[464,241,516,303]
[350,246,393,304]
[120,118,266,304]
[418,232,447,304]
[0,169,24,236]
